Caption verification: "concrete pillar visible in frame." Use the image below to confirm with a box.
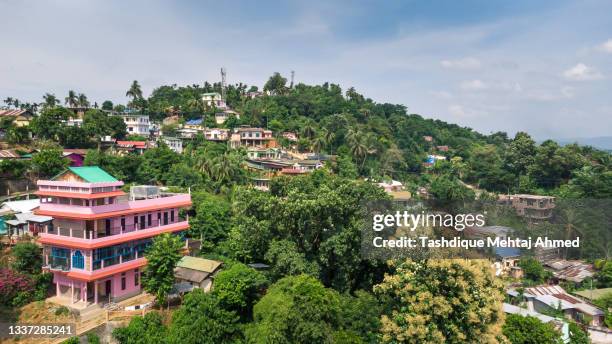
[71,281,74,304]
[56,281,60,296]
[94,282,98,304]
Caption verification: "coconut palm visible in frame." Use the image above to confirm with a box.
[3,97,14,108]
[65,90,78,107]
[42,93,59,109]
[311,135,326,154]
[126,80,143,101]
[301,123,316,139]
[77,93,89,108]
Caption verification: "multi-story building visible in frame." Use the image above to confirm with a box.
[229,127,275,148]
[118,113,150,136]
[202,92,227,109]
[499,194,556,220]
[161,137,183,154]
[34,167,191,308]
[204,128,229,141]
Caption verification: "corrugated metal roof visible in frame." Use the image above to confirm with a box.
[176,256,222,273]
[66,166,118,182]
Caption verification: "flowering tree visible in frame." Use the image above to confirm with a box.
[0,268,34,307]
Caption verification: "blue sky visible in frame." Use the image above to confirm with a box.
[1,0,611,139]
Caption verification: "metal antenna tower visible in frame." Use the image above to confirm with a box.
[220,67,227,101]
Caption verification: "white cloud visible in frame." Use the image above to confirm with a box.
[440,57,481,69]
[460,79,487,90]
[448,105,466,117]
[563,63,603,81]
[430,90,453,99]
[526,86,574,101]
[597,39,612,53]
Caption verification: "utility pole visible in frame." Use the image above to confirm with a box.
[290,70,295,88]
[220,67,227,102]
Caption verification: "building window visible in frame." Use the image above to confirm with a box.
[170,210,175,222]
[134,269,139,286]
[121,274,126,290]
[147,214,152,227]
[72,250,84,269]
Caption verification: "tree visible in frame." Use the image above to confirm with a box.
[142,234,183,305]
[212,263,268,319]
[568,322,589,344]
[168,289,241,344]
[113,312,168,344]
[29,106,71,140]
[502,314,562,344]
[77,93,89,107]
[374,259,505,343]
[32,147,69,178]
[65,90,78,108]
[11,242,42,275]
[83,109,127,147]
[102,100,114,111]
[518,258,552,285]
[338,290,382,343]
[506,132,536,176]
[127,80,146,111]
[263,72,288,95]
[189,192,231,247]
[136,146,181,184]
[42,93,60,109]
[264,240,320,281]
[246,274,341,344]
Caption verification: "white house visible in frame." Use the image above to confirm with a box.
[118,113,150,136]
[162,137,183,154]
[202,92,227,110]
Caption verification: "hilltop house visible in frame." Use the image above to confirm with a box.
[229,127,275,148]
[215,109,240,124]
[118,113,150,136]
[35,166,191,309]
[0,109,33,127]
[202,92,227,109]
[204,128,229,141]
[499,194,556,220]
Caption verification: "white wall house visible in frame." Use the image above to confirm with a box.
[119,114,150,136]
[162,137,183,154]
[202,92,227,110]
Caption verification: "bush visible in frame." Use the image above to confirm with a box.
[86,333,100,344]
[55,306,71,316]
[0,268,34,307]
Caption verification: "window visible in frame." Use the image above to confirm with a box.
[170,210,174,222]
[121,273,126,290]
[121,217,125,230]
[72,250,84,269]
[134,269,139,286]
[147,214,152,226]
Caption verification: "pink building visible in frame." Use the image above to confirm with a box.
[35,167,191,308]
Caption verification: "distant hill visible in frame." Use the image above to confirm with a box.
[553,136,612,151]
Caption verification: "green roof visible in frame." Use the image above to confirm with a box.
[177,256,222,273]
[65,166,118,183]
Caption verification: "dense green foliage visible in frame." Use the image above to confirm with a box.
[142,234,184,305]
[502,314,562,344]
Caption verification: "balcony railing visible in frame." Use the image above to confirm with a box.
[48,257,70,271]
[44,217,188,240]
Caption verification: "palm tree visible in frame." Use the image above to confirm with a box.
[77,93,89,108]
[311,135,326,154]
[126,80,143,107]
[3,97,14,108]
[42,93,59,109]
[321,128,335,154]
[345,128,359,148]
[65,90,78,108]
[301,123,316,139]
